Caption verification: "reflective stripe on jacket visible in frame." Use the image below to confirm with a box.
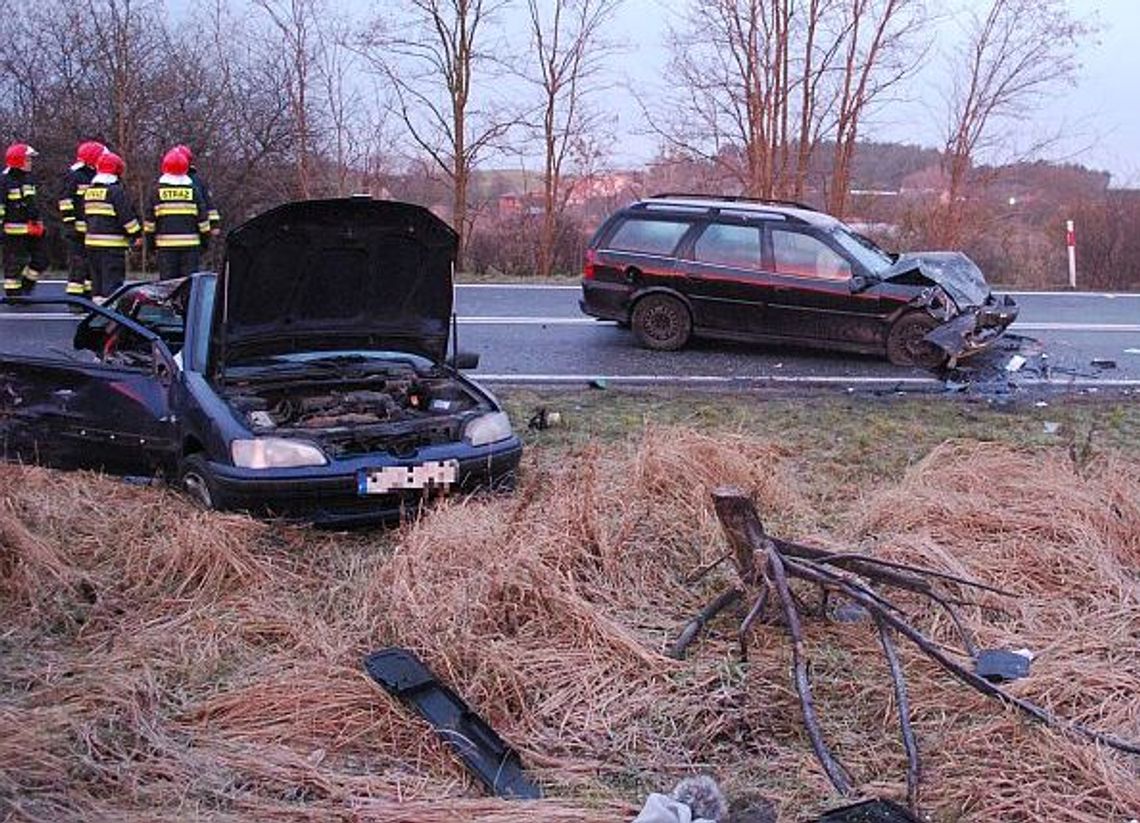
[145,177,209,249]
[83,178,139,250]
[60,163,95,233]
[1,167,39,234]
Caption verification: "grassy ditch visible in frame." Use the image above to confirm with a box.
[1,391,1137,822]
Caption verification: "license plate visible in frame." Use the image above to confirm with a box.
[357,460,459,495]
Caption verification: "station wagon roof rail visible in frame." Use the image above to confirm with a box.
[647,192,820,212]
[631,198,808,226]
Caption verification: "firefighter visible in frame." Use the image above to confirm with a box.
[144,148,209,280]
[83,152,140,298]
[172,145,221,234]
[59,140,106,296]
[1,143,48,295]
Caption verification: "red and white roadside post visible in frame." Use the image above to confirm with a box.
[1066,219,1077,289]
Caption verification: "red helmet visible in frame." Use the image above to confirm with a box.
[172,144,194,165]
[161,148,190,176]
[76,141,106,167]
[5,143,38,170]
[96,152,125,176]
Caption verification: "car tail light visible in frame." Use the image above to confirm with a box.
[583,249,597,280]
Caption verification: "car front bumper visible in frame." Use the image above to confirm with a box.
[924,294,1019,360]
[205,438,523,527]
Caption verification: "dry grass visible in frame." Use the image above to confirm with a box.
[1,424,1137,822]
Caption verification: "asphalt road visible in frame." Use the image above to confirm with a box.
[2,280,1139,392]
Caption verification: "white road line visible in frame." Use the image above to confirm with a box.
[475,373,1140,388]
[1001,291,1140,298]
[26,279,1140,298]
[1014,323,1140,332]
[457,283,580,290]
[477,373,941,385]
[0,313,79,320]
[458,316,606,325]
[3,313,1139,335]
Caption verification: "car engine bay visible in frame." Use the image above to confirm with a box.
[222,364,486,457]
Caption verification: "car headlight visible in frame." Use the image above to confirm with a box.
[464,411,513,447]
[231,437,328,469]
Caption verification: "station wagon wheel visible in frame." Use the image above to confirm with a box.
[631,294,692,351]
[179,454,219,510]
[886,312,946,369]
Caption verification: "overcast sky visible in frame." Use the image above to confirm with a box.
[600,0,1140,185]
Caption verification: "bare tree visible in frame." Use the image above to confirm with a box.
[936,0,1090,245]
[251,0,325,198]
[358,0,519,267]
[654,0,924,203]
[826,0,927,217]
[526,0,620,278]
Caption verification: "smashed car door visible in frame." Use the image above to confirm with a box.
[0,313,180,476]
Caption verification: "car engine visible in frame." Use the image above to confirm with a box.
[222,366,485,457]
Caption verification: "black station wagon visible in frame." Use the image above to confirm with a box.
[579,194,1019,367]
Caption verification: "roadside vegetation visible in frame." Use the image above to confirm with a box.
[2,391,1137,821]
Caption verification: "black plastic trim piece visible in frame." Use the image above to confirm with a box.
[363,647,541,800]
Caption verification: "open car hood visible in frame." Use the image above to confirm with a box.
[217,198,457,368]
[881,252,991,308]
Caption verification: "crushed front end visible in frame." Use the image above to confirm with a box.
[924,293,1019,361]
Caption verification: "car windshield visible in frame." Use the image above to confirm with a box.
[829,227,894,276]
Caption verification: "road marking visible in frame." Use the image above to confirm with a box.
[27,279,1140,298]
[0,313,79,320]
[1015,322,1140,332]
[1001,291,1140,298]
[2,313,1139,335]
[476,373,942,386]
[475,373,1140,388]
[457,283,580,290]
[458,316,607,325]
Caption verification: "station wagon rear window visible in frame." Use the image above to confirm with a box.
[607,219,692,256]
[694,224,762,268]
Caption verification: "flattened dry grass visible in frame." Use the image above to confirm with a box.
[1,423,1137,821]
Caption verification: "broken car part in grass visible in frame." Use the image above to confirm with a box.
[363,647,541,801]
[669,487,1140,812]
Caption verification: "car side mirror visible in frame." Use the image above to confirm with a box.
[450,351,480,370]
[849,275,873,293]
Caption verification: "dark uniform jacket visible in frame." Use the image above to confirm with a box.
[188,169,221,230]
[1,167,41,236]
[144,174,210,249]
[83,174,141,249]
[59,162,96,239]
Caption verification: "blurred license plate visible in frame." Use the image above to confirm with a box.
[357,460,459,495]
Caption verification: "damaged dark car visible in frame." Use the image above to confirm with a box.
[580,194,1018,367]
[0,198,522,525]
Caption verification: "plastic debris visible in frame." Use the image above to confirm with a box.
[527,407,561,430]
[363,648,541,800]
[975,649,1033,683]
[816,799,921,822]
[1043,422,1061,435]
[1005,355,1026,373]
[633,776,729,823]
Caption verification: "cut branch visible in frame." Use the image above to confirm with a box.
[686,485,1140,806]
